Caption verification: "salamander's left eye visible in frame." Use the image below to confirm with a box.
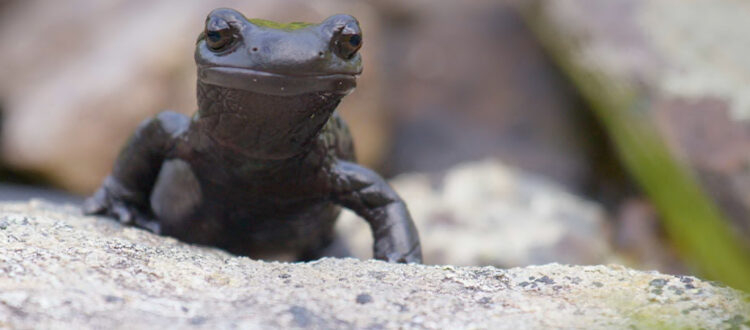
[333,32,362,60]
[205,17,235,51]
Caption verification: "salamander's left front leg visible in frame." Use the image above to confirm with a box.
[329,161,422,263]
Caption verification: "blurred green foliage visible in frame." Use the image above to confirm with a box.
[524,5,750,292]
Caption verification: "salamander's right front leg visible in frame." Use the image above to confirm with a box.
[83,111,189,233]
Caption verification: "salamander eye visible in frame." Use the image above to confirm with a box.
[333,32,362,60]
[205,17,235,51]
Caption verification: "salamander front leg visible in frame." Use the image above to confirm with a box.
[83,111,189,234]
[329,161,422,263]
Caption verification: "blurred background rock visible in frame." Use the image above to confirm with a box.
[0,0,748,285]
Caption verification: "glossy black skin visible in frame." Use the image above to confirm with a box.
[83,8,422,263]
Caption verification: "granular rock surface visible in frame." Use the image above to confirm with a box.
[0,201,748,329]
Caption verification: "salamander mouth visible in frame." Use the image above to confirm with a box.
[198,66,358,96]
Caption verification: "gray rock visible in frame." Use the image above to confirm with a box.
[368,0,601,192]
[337,159,615,267]
[3,201,747,329]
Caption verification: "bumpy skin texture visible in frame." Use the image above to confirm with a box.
[84,8,422,263]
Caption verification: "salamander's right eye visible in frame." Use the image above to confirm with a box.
[205,17,235,51]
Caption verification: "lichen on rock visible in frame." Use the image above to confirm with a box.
[0,201,748,329]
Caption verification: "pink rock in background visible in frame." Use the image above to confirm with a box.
[0,0,387,193]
